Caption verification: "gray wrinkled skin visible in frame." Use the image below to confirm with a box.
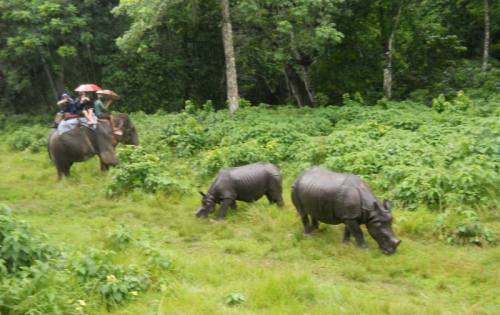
[196,162,284,220]
[48,115,138,179]
[291,167,401,254]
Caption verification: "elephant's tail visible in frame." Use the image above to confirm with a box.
[47,132,55,162]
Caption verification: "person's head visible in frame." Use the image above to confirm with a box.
[61,93,70,100]
[79,92,87,97]
[98,94,103,100]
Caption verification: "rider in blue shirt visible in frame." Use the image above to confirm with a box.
[57,93,76,114]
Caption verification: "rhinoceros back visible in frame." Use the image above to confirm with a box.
[292,167,377,224]
[212,162,280,202]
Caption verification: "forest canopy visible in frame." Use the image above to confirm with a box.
[0,0,498,113]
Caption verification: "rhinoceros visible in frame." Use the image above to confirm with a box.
[291,167,401,254]
[195,162,284,220]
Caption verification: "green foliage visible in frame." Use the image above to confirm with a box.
[106,225,133,250]
[108,146,188,195]
[224,292,245,306]
[432,91,473,113]
[121,97,500,216]
[0,206,58,273]
[71,248,150,309]
[435,210,497,246]
[7,126,47,152]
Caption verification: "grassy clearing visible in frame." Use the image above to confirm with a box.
[0,143,498,314]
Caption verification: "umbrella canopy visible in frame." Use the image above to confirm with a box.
[74,84,102,92]
[96,89,120,100]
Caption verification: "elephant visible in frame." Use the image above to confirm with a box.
[48,114,138,179]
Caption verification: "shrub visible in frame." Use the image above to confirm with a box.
[0,206,58,273]
[106,225,133,250]
[108,146,188,195]
[71,248,150,309]
[6,126,47,152]
[435,210,496,246]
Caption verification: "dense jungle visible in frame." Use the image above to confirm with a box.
[0,0,499,314]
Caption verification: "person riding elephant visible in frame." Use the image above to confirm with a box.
[76,92,97,125]
[53,93,76,128]
[48,113,139,179]
[94,95,122,135]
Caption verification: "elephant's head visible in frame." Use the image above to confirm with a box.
[114,114,139,146]
[96,122,119,166]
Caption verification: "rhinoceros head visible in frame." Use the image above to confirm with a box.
[195,192,216,218]
[366,200,401,255]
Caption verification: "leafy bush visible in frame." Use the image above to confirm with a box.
[7,126,48,152]
[108,146,189,195]
[435,210,496,246]
[71,248,150,309]
[0,206,58,273]
[225,292,245,306]
[106,225,133,250]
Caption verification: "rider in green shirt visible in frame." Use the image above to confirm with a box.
[93,95,108,118]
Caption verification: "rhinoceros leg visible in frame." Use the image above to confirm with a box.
[265,193,284,207]
[343,227,351,243]
[267,177,284,207]
[300,214,314,234]
[216,199,233,220]
[344,220,368,249]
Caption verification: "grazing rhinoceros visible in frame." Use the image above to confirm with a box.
[196,162,284,220]
[291,167,401,254]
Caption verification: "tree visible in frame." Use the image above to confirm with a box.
[234,0,343,106]
[377,0,407,99]
[0,0,85,110]
[482,0,490,72]
[220,0,239,113]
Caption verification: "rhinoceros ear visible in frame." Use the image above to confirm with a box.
[383,199,392,212]
[199,191,206,197]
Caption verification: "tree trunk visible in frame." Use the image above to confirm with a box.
[482,0,490,72]
[301,65,316,106]
[285,64,304,107]
[383,2,403,99]
[40,54,59,102]
[220,0,239,114]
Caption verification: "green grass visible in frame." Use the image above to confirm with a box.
[0,144,498,314]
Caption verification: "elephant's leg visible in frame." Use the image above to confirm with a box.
[58,163,71,179]
[311,218,319,231]
[230,200,237,210]
[100,161,110,172]
[344,220,367,249]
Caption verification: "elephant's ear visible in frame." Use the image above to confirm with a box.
[199,191,206,198]
[383,199,392,212]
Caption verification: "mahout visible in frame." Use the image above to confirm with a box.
[48,114,138,179]
[291,167,401,254]
[195,162,284,220]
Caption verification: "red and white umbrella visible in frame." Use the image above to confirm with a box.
[96,89,120,100]
[74,83,102,92]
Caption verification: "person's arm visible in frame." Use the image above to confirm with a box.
[104,99,113,109]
